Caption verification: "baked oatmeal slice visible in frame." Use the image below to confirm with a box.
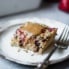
[11,22,57,54]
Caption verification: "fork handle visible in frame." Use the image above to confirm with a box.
[35,61,49,69]
[35,44,58,69]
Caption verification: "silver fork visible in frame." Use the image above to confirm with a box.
[35,25,69,69]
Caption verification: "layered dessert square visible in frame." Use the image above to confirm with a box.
[11,22,57,54]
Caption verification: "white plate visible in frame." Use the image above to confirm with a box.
[0,18,69,66]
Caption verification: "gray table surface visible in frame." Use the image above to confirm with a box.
[0,3,69,69]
